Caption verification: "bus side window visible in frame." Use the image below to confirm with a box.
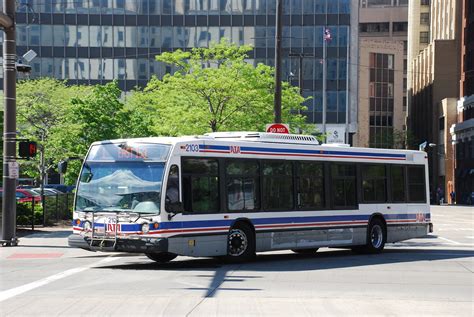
[407,166,426,203]
[166,165,180,205]
[331,163,357,208]
[182,158,220,213]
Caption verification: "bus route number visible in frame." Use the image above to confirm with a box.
[185,144,199,152]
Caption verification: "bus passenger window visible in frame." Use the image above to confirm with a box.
[262,161,293,210]
[165,165,180,205]
[331,164,357,208]
[226,160,260,211]
[182,158,220,213]
[390,166,406,202]
[407,166,426,203]
[361,165,387,203]
[297,162,324,209]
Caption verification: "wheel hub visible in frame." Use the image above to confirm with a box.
[371,225,383,249]
[228,229,248,256]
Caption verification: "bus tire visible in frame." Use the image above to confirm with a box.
[145,252,177,263]
[225,223,255,262]
[356,218,386,254]
[291,248,319,254]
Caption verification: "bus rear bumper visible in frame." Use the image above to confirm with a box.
[68,234,169,253]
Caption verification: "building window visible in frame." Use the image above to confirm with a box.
[393,22,408,33]
[420,13,430,25]
[421,0,430,6]
[360,23,390,33]
[369,52,395,148]
[419,32,429,43]
[367,0,393,7]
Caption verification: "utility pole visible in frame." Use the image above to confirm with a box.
[1,0,17,246]
[274,0,282,123]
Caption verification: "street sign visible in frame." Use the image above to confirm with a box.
[326,126,345,144]
[8,161,19,179]
[266,123,289,134]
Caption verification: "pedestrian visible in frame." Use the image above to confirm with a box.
[436,187,443,205]
[450,191,456,205]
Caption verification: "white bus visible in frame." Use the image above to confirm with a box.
[68,132,432,262]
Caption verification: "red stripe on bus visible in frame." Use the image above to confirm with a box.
[254,220,368,229]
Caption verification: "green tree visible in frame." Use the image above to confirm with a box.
[16,79,88,182]
[127,39,308,136]
[52,81,132,183]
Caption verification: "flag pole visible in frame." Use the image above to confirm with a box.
[322,27,327,142]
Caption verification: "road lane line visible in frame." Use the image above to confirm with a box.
[437,236,462,245]
[0,256,118,302]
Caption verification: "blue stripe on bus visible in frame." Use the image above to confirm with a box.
[199,144,406,159]
[159,214,371,230]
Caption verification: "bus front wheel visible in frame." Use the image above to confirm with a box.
[225,223,256,262]
[145,252,177,263]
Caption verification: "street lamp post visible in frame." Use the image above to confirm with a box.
[274,0,283,124]
[1,0,17,246]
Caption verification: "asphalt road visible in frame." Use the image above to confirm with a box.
[0,205,472,316]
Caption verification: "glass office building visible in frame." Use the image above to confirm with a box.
[2,0,352,125]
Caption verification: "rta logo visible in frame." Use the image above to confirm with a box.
[415,213,426,222]
[230,146,241,154]
[107,223,120,232]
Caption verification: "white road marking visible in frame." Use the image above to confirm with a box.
[0,256,118,302]
[437,236,462,245]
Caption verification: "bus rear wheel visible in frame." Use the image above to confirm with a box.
[291,248,319,254]
[225,223,255,262]
[145,252,177,263]
[354,218,386,254]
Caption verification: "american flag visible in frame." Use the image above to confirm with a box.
[324,28,332,42]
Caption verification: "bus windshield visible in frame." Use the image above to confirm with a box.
[75,142,170,214]
[75,161,165,214]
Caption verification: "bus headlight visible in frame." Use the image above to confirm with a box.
[142,223,150,233]
[83,221,91,231]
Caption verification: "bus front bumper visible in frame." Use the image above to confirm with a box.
[68,234,169,253]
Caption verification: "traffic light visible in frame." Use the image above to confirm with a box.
[18,141,38,159]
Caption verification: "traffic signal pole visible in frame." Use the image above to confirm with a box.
[1,0,17,246]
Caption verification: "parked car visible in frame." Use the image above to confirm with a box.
[31,188,62,196]
[0,189,42,203]
[44,184,75,193]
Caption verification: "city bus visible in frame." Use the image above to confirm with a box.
[68,132,432,263]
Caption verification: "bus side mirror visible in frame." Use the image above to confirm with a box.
[58,160,68,174]
[166,201,184,213]
[166,201,184,220]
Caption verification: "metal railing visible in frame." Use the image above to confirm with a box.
[0,193,75,230]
